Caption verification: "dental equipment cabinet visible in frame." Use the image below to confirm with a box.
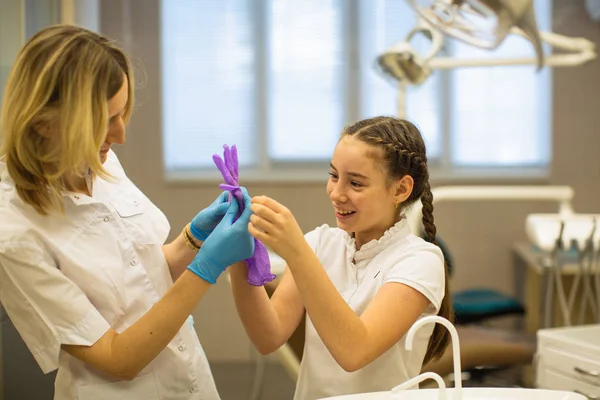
[536,324,600,400]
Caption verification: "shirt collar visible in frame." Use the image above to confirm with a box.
[344,219,412,263]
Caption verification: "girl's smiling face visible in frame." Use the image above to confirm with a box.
[327,135,412,249]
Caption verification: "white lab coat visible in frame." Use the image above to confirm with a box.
[0,150,220,399]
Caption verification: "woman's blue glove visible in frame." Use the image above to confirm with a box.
[187,193,255,284]
[189,191,230,242]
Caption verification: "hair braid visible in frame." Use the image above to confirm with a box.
[420,178,454,365]
[420,180,436,244]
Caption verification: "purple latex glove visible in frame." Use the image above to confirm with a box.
[213,145,276,286]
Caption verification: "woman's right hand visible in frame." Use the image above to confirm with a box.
[186,193,255,284]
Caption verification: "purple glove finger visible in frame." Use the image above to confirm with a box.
[223,145,239,183]
[213,154,236,186]
[227,187,244,220]
[231,187,244,207]
[230,145,239,181]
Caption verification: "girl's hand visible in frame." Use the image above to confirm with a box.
[248,196,306,262]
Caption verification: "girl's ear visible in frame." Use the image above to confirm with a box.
[393,175,414,205]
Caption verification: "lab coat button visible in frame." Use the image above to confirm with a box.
[178,345,185,351]
[103,217,110,222]
[130,260,137,266]
[189,386,196,393]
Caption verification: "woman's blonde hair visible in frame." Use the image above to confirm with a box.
[0,24,134,215]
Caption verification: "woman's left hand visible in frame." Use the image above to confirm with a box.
[248,196,306,262]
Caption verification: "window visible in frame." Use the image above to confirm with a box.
[161,0,551,180]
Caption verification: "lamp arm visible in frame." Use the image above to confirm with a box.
[428,51,596,69]
[425,30,596,69]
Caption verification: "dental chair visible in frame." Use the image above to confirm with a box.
[405,185,576,386]
[434,238,526,326]
[407,186,574,329]
[419,238,535,386]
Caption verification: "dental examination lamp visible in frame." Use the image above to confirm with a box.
[377,0,597,116]
[407,0,545,68]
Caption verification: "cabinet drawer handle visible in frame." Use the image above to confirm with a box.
[574,389,600,400]
[575,366,600,378]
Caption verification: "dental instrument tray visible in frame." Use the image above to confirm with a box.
[526,213,600,252]
[525,213,600,328]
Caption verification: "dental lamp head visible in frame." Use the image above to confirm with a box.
[406,0,545,69]
[376,43,433,85]
[376,21,443,85]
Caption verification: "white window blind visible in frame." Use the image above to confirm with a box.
[268,0,344,161]
[161,0,552,176]
[449,0,552,167]
[161,0,255,170]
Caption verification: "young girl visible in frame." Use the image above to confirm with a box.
[0,25,254,399]
[230,116,453,400]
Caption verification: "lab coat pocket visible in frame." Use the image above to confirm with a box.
[111,190,158,246]
[77,372,159,400]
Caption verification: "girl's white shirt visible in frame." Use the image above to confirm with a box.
[294,220,445,400]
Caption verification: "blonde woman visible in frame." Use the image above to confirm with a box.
[0,25,254,399]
